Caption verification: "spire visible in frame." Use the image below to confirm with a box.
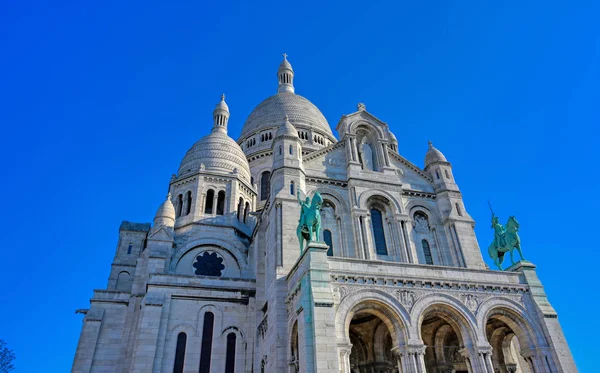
[154,193,175,227]
[212,94,230,134]
[277,53,295,93]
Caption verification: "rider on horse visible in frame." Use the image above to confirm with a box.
[297,191,310,233]
[491,214,506,249]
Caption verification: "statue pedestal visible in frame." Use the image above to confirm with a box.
[506,260,535,272]
[287,241,339,373]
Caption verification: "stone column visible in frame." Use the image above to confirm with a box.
[363,214,376,260]
[71,308,104,373]
[392,345,427,373]
[352,214,364,259]
[337,344,352,373]
[460,346,495,373]
[130,294,165,373]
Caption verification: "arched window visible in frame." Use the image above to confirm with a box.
[185,191,192,216]
[116,271,132,291]
[199,312,214,373]
[127,243,132,255]
[279,145,282,155]
[290,181,294,195]
[244,202,250,223]
[422,239,433,265]
[176,194,183,217]
[370,208,388,255]
[173,332,187,373]
[216,191,226,215]
[435,170,440,179]
[445,169,450,179]
[260,171,271,201]
[225,333,236,373]
[289,144,293,155]
[456,203,463,216]
[204,189,214,214]
[323,229,333,257]
[290,321,299,373]
[237,198,244,221]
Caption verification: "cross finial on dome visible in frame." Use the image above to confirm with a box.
[166,192,171,200]
[278,53,295,93]
[221,93,225,101]
[428,140,433,147]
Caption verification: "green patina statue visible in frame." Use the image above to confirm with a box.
[296,190,323,253]
[488,208,525,270]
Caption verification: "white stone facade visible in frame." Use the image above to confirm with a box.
[72,56,576,373]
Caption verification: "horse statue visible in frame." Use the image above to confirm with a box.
[488,214,525,270]
[296,190,323,253]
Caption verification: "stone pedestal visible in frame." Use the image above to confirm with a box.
[288,241,339,373]
[508,261,578,373]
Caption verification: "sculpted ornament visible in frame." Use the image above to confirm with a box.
[487,203,525,270]
[296,190,323,252]
[460,293,479,312]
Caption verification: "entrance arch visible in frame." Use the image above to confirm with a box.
[482,303,551,373]
[337,293,409,373]
[416,301,478,373]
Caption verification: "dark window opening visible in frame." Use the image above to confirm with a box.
[199,312,214,373]
[260,171,271,201]
[173,332,187,373]
[422,239,433,265]
[370,208,388,255]
[244,202,250,223]
[193,252,225,277]
[127,243,132,255]
[225,333,236,373]
[176,194,183,217]
[216,191,225,215]
[204,190,214,214]
[324,229,333,256]
[185,191,192,216]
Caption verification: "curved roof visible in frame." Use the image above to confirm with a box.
[178,132,251,181]
[240,92,333,140]
[424,142,448,167]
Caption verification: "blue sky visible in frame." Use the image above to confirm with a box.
[0,1,598,372]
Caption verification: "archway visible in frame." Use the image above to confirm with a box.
[419,305,474,373]
[485,308,539,373]
[346,301,405,373]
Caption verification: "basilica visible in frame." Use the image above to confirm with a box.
[72,56,576,373]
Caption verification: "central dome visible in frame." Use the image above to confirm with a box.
[240,92,333,139]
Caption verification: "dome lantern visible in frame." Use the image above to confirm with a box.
[277,53,295,93]
[212,94,230,134]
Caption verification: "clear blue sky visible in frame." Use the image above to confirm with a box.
[0,1,597,372]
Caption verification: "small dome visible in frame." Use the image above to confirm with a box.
[424,141,448,167]
[154,193,175,227]
[279,56,292,71]
[275,115,298,138]
[178,132,251,180]
[178,95,251,181]
[240,92,333,139]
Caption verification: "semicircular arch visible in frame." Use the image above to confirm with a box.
[411,293,479,347]
[336,288,410,346]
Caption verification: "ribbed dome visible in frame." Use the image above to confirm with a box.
[178,132,251,180]
[240,92,333,139]
[424,141,448,167]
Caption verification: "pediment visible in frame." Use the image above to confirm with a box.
[148,226,174,241]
